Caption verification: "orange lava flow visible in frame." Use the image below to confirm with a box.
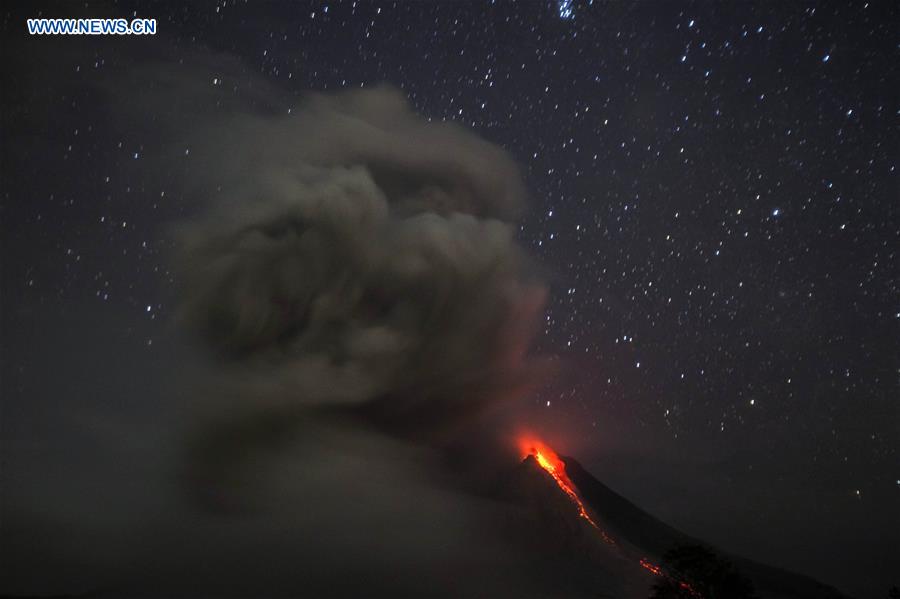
[519,437,701,597]
[641,557,701,597]
[519,437,615,544]
[640,558,664,576]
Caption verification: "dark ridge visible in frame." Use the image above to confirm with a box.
[562,456,854,599]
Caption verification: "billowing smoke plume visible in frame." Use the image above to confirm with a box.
[1,44,566,597]
[153,85,556,596]
[175,86,545,437]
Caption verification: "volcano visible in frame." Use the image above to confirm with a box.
[0,430,857,599]
[511,444,851,599]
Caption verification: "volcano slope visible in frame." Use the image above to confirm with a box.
[510,452,851,599]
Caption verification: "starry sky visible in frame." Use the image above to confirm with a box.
[1,1,898,597]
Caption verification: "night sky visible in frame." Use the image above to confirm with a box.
[2,1,898,597]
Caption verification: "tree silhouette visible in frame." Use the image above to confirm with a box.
[648,544,756,599]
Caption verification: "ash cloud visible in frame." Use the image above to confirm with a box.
[163,82,555,596]
[2,45,564,597]
[174,85,546,440]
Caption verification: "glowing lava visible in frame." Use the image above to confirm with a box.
[518,436,701,597]
[641,556,700,597]
[640,558,664,576]
[518,437,612,542]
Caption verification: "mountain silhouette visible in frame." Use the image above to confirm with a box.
[510,452,852,599]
